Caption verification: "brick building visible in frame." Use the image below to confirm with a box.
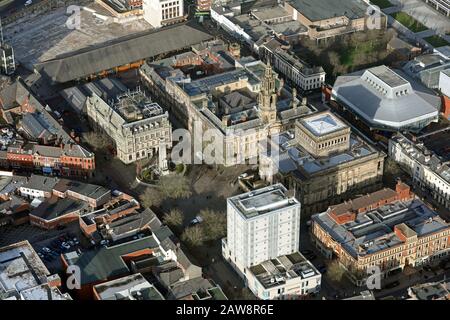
[311,182,450,285]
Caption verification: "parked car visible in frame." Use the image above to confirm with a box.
[42,247,51,253]
[61,242,71,250]
[190,216,204,226]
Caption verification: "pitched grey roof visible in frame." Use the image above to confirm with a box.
[35,23,214,83]
[109,209,154,236]
[64,236,159,285]
[21,113,54,141]
[21,174,59,193]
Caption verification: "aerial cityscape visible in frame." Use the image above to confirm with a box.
[0,0,449,305]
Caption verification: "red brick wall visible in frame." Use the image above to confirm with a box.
[30,212,80,230]
[442,95,450,119]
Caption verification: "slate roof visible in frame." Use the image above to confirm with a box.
[63,236,159,285]
[35,23,214,83]
[21,174,59,193]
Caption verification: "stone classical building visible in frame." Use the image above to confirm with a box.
[141,58,315,166]
[259,111,385,215]
[143,0,185,28]
[261,45,326,92]
[86,88,172,165]
[389,133,450,209]
[311,182,450,286]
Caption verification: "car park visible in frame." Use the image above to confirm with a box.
[61,242,71,250]
[49,251,59,257]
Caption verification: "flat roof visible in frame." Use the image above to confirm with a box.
[249,252,320,289]
[182,68,260,97]
[228,183,299,219]
[368,65,409,88]
[251,6,292,21]
[0,241,50,299]
[301,112,347,136]
[20,284,71,300]
[313,198,449,258]
[264,130,381,177]
[55,179,110,201]
[30,196,88,221]
[286,0,368,21]
[93,273,164,300]
[409,281,449,300]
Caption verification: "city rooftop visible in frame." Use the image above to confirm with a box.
[228,183,299,219]
[301,112,347,137]
[249,252,320,289]
[313,198,450,258]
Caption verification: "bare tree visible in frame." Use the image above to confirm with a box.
[162,208,183,229]
[82,131,111,151]
[158,174,192,199]
[181,225,205,247]
[326,260,346,284]
[200,209,226,241]
[139,188,162,208]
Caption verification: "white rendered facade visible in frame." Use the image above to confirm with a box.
[223,183,301,272]
[270,48,325,91]
[143,0,184,28]
[389,134,450,209]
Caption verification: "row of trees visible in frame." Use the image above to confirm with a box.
[295,29,396,79]
[181,209,227,247]
[139,174,192,208]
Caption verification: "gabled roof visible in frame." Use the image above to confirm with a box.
[35,22,214,83]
